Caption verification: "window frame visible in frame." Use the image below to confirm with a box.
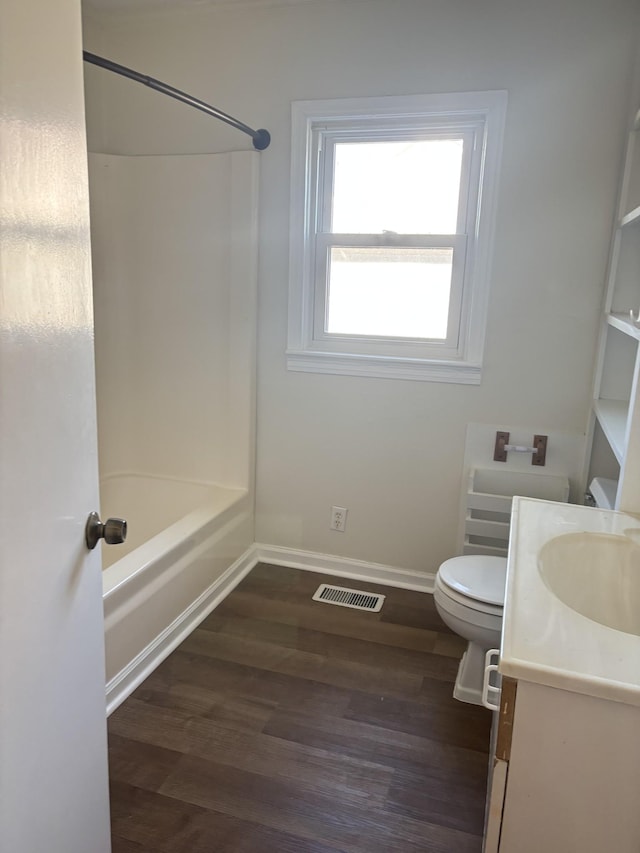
[287,91,507,383]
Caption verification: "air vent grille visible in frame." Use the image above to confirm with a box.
[312,583,384,612]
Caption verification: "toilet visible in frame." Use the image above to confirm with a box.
[434,554,507,705]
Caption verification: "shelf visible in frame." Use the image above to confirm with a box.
[620,204,640,228]
[593,399,629,463]
[607,312,640,341]
[589,89,640,512]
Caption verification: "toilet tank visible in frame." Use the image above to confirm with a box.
[588,476,617,510]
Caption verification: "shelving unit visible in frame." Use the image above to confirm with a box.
[463,469,569,557]
[588,89,640,511]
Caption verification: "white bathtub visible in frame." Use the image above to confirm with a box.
[101,474,253,714]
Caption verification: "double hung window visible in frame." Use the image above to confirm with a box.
[287,92,507,383]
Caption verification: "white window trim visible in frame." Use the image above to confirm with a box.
[287,91,507,384]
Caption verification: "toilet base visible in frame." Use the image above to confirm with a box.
[452,641,491,706]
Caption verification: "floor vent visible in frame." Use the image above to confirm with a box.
[312,583,385,612]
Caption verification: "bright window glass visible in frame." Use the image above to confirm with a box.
[331,139,464,235]
[327,246,453,339]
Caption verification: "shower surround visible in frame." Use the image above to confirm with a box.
[88,150,258,712]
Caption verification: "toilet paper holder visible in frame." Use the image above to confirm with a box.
[493,431,547,466]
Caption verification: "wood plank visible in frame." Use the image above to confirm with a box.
[384,762,487,834]
[143,649,355,717]
[380,600,453,633]
[180,627,425,698]
[110,699,393,810]
[110,835,150,853]
[199,613,456,678]
[111,781,375,853]
[433,631,468,658]
[108,563,489,853]
[238,563,431,603]
[159,753,482,853]
[212,590,443,652]
[108,733,182,791]
[345,687,491,753]
[262,708,488,780]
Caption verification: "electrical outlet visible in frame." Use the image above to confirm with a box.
[330,506,348,532]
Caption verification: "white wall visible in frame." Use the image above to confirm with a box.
[82,0,638,574]
[89,150,259,489]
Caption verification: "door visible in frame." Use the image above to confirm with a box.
[0,1,111,852]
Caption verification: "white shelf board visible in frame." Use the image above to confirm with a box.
[607,312,640,341]
[593,398,629,463]
[620,204,640,228]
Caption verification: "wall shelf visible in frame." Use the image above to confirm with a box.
[593,399,628,463]
[620,204,640,228]
[607,312,640,340]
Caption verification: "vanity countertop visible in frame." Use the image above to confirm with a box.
[500,497,640,706]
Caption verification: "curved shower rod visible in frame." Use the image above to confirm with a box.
[82,51,271,151]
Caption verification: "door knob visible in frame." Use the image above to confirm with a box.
[85,511,127,550]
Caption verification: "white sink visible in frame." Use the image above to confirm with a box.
[538,531,640,636]
[500,498,640,707]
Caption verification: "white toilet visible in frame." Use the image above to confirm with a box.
[434,554,507,705]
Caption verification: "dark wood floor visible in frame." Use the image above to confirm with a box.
[108,564,491,853]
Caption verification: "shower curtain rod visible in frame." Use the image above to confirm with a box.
[82,51,271,150]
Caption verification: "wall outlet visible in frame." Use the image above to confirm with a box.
[330,505,348,532]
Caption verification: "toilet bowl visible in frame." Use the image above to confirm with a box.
[434,555,507,705]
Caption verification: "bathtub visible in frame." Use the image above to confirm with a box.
[101,473,254,714]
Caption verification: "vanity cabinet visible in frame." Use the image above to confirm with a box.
[483,677,516,853]
[589,77,640,510]
[484,497,640,852]
[485,677,640,852]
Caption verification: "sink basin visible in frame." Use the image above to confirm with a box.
[502,498,640,706]
[538,532,640,636]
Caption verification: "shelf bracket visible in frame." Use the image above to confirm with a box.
[531,434,548,466]
[493,431,510,462]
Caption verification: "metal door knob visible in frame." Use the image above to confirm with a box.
[85,511,128,550]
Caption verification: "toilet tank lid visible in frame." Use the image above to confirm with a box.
[589,477,617,510]
[439,555,508,606]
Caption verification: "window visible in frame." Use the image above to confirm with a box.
[287,91,507,383]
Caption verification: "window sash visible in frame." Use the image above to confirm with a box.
[312,233,468,357]
[316,126,479,238]
[309,126,479,359]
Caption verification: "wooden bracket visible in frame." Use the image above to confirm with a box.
[531,434,548,466]
[493,431,509,462]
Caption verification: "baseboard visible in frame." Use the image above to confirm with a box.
[253,543,436,593]
[105,546,259,715]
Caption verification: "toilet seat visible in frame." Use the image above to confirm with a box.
[434,573,503,618]
[438,555,507,609]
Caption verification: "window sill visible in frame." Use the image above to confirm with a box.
[286,349,482,384]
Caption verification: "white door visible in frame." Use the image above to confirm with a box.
[0,1,112,852]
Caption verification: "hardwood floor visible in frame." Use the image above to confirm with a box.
[108,564,492,852]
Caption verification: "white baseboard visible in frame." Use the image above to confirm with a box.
[253,543,436,593]
[105,543,434,714]
[105,546,259,715]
